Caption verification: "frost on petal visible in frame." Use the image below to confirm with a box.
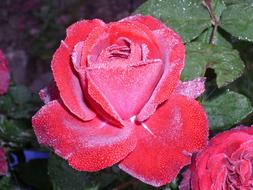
[175,77,206,99]
[32,100,136,171]
[51,19,105,121]
[119,95,208,187]
[0,50,10,95]
[39,81,59,104]
[64,19,105,49]
[86,60,163,120]
[51,43,96,121]
[0,148,8,175]
[137,27,185,122]
[120,14,167,31]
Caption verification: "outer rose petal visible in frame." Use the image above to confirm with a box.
[119,95,208,187]
[52,19,104,121]
[32,100,136,171]
[137,23,185,121]
[0,148,8,175]
[0,50,10,95]
[120,14,167,31]
[64,19,105,49]
[210,126,253,146]
[52,44,96,121]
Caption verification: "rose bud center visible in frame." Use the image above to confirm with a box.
[72,27,164,120]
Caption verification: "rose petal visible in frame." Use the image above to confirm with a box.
[137,26,185,122]
[0,50,10,95]
[64,19,105,49]
[119,95,208,187]
[32,100,136,171]
[73,21,160,69]
[207,154,228,187]
[210,126,253,146]
[120,14,167,31]
[107,21,161,60]
[52,19,104,121]
[84,71,124,126]
[235,159,252,184]
[86,60,163,120]
[210,133,253,157]
[175,77,206,99]
[231,140,253,160]
[52,43,96,121]
[121,15,185,122]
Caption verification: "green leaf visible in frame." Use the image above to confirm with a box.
[48,153,97,190]
[223,0,253,6]
[202,90,253,130]
[210,0,226,21]
[0,116,33,144]
[181,42,245,87]
[135,0,211,42]
[229,42,253,103]
[0,84,41,119]
[220,3,253,42]
[196,27,232,47]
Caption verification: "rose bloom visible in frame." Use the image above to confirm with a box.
[0,147,8,176]
[32,15,208,187]
[180,126,253,190]
[0,50,10,95]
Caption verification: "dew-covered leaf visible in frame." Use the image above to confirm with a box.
[198,26,232,47]
[196,27,232,47]
[181,42,244,87]
[220,3,253,42]
[210,0,226,21]
[135,0,211,42]
[202,90,253,130]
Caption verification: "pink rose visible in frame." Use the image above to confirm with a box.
[32,15,208,186]
[180,126,253,190]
